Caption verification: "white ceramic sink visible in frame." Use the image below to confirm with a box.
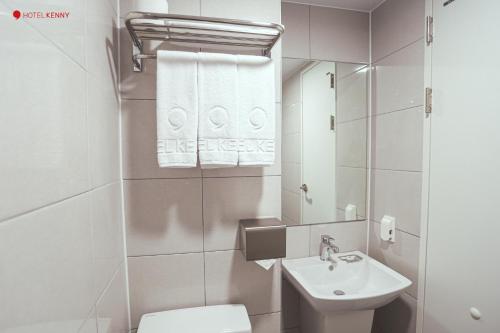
[282,251,412,313]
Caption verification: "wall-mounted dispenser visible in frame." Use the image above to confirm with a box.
[380,215,396,243]
[239,218,286,261]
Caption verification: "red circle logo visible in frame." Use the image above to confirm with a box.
[13,10,21,20]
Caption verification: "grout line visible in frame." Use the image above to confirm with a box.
[372,37,425,64]
[405,291,418,301]
[201,176,207,306]
[286,219,366,229]
[248,310,282,317]
[336,116,370,125]
[307,224,312,256]
[371,219,421,238]
[336,64,370,81]
[366,8,373,256]
[371,104,424,118]
[124,176,202,181]
[308,5,311,60]
[337,165,368,170]
[283,0,371,13]
[124,174,281,181]
[371,167,423,173]
[0,180,121,224]
[121,98,156,101]
[370,0,388,13]
[127,247,260,258]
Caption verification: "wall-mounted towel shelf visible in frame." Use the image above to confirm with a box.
[125,12,285,72]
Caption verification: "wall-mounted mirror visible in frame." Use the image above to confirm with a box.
[282,58,368,225]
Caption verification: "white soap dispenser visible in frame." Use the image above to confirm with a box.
[380,215,396,243]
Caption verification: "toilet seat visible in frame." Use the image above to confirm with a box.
[137,304,252,333]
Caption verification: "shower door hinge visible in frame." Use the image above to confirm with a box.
[330,115,335,130]
[425,87,433,114]
[327,72,335,88]
[426,16,434,46]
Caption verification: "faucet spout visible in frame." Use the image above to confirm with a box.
[319,234,340,261]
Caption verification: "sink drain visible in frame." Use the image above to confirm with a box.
[334,290,345,296]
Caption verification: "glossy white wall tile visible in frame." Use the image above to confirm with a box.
[203,176,281,251]
[87,76,121,188]
[96,264,130,333]
[205,250,281,315]
[371,0,425,62]
[370,169,422,236]
[369,221,420,298]
[128,253,205,328]
[124,179,203,256]
[3,0,86,67]
[0,1,128,332]
[249,312,281,333]
[310,6,369,63]
[91,182,125,297]
[372,39,424,116]
[369,0,424,330]
[201,0,280,22]
[371,107,423,172]
[285,226,310,259]
[281,2,369,63]
[86,0,119,86]
[0,10,89,221]
[79,309,98,333]
[0,195,94,332]
[281,3,310,59]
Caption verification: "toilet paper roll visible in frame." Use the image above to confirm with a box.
[255,259,276,270]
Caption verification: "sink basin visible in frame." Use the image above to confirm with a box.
[282,251,411,313]
[282,251,412,333]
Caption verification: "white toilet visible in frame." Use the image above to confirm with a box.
[137,304,252,333]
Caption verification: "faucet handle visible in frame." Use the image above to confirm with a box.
[321,234,335,245]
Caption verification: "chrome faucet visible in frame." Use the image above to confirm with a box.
[320,235,339,264]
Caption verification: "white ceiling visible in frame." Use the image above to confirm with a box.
[282,0,386,12]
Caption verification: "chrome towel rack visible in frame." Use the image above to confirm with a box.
[125,12,285,72]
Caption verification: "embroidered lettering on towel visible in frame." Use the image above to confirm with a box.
[158,139,197,153]
[239,139,275,153]
[197,138,275,153]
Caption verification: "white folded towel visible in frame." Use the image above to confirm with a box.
[156,51,198,168]
[198,52,239,168]
[237,55,276,166]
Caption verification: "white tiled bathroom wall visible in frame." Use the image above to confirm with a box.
[120,1,283,332]
[369,0,425,332]
[0,0,128,332]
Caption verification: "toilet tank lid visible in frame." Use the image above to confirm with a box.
[137,304,252,333]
